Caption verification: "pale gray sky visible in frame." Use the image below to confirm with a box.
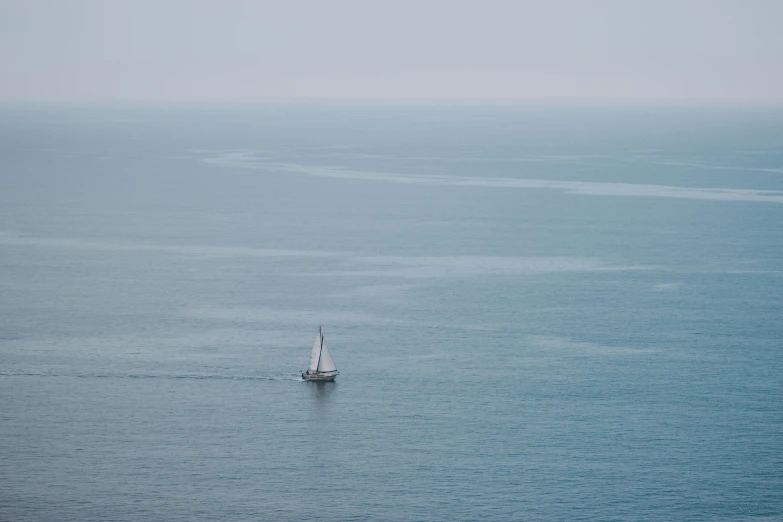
[1,0,782,102]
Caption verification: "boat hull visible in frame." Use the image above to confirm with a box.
[302,372,338,382]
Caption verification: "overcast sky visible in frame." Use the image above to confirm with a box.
[1,0,781,102]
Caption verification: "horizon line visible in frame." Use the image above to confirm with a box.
[2,97,783,108]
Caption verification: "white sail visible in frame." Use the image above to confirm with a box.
[307,328,321,372]
[316,337,337,373]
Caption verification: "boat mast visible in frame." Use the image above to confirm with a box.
[315,326,323,372]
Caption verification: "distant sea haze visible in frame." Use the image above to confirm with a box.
[1,104,781,521]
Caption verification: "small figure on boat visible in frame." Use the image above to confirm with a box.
[302,326,338,382]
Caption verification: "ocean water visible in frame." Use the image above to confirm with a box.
[1,104,781,521]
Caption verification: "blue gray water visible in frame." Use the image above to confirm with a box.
[1,104,782,521]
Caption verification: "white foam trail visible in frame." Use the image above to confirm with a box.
[329,255,651,279]
[527,335,657,356]
[0,231,345,259]
[333,284,417,298]
[309,144,360,150]
[739,150,783,156]
[310,153,606,164]
[186,307,411,326]
[657,160,783,174]
[0,232,652,279]
[202,151,783,204]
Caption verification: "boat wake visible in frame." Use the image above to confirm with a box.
[0,368,303,382]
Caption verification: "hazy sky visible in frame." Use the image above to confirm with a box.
[1,0,782,102]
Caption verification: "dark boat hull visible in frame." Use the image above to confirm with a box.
[302,372,338,382]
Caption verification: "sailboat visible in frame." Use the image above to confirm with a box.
[302,326,338,381]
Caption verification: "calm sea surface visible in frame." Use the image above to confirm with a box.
[1,104,782,521]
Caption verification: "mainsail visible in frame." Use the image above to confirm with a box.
[316,337,337,373]
[307,327,322,372]
[303,326,338,380]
